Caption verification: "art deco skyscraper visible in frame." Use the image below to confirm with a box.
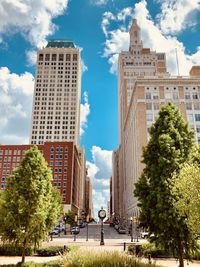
[113,19,200,219]
[30,40,81,146]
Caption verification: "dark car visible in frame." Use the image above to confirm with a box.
[71,226,80,235]
[118,227,126,234]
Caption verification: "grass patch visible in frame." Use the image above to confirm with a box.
[63,250,160,267]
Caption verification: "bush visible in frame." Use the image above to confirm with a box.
[36,246,69,257]
[0,260,61,267]
[0,244,33,256]
[129,242,200,260]
[63,250,159,267]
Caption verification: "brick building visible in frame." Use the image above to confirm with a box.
[0,141,81,213]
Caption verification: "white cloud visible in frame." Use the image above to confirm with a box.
[0,0,69,65]
[26,50,37,66]
[87,146,112,218]
[156,0,200,35]
[102,0,200,75]
[90,0,108,6]
[80,91,90,136]
[0,67,34,144]
[81,59,88,73]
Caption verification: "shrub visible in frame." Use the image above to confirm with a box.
[0,260,61,267]
[36,246,69,257]
[0,244,33,256]
[63,250,160,267]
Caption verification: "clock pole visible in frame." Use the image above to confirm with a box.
[98,208,106,246]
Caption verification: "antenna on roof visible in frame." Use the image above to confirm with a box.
[175,48,180,76]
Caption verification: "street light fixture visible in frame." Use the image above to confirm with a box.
[86,214,89,241]
[74,215,78,242]
[130,217,133,242]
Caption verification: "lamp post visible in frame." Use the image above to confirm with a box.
[98,208,106,246]
[130,217,133,242]
[64,216,67,235]
[86,215,89,241]
[74,215,78,242]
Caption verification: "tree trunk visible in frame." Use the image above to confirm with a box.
[179,257,184,267]
[178,239,184,267]
[21,237,27,263]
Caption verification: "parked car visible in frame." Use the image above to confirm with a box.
[118,227,126,234]
[71,226,80,235]
[79,222,86,228]
[50,229,59,235]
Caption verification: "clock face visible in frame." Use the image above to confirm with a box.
[99,209,106,219]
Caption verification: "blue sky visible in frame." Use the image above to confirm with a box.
[0,0,200,218]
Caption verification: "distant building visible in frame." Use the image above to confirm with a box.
[30,39,82,147]
[0,142,82,213]
[114,18,200,218]
[85,176,93,220]
[78,147,87,215]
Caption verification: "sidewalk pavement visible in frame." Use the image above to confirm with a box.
[0,238,200,267]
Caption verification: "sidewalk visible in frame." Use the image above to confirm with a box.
[0,239,200,267]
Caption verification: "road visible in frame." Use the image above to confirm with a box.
[57,223,134,241]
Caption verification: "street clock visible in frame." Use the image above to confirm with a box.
[98,209,106,220]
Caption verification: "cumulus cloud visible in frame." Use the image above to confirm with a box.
[102,0,200,75]
[87,146,112,218]
[0,0,69,65]
[0,67,34,144]
[156,0,200,35]
[80,92,90,136]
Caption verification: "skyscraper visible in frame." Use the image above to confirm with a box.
[30,39,81,146]
[113,19,200,218]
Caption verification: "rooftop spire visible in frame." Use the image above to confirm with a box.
[129,19,142,48]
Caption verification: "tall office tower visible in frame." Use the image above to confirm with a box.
[113,18,200,219]
[118,19,167,141]
[30,40,81,146]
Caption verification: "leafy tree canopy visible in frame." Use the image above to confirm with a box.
[64,210,75,226]
[134,103,196,267]
[0,146,62,263]
[172,162,200,235]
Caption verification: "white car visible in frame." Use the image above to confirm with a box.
[141,232,149,239]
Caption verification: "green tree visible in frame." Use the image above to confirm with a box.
[172,162,200,235]
[65,210,75,227]
[0,146,62,263]
[134,103,196,267]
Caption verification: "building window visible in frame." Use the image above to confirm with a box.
[59,54,64,61]
[66,54,71,61]
[192,92,198,99]
[188,114,194,122]
[39,54,43,61]
[52,54,57,61]
[194,103,200,110]
[195,114,200,121]
[185,92,190,99]
[165,92,172,99]
[45,54,50,61]
[146,92,151,99]
[186,103,192,110]
[146,103,152,110]
[146,113,153,122]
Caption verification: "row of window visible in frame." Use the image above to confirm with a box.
[145,92,198,100]
[39,53,78,61]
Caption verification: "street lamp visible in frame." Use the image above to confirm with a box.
[98,208,106,246]
[74,215,78,242]
[86,214,89,241]
[130,217,133,242]
[64,216,67,235]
